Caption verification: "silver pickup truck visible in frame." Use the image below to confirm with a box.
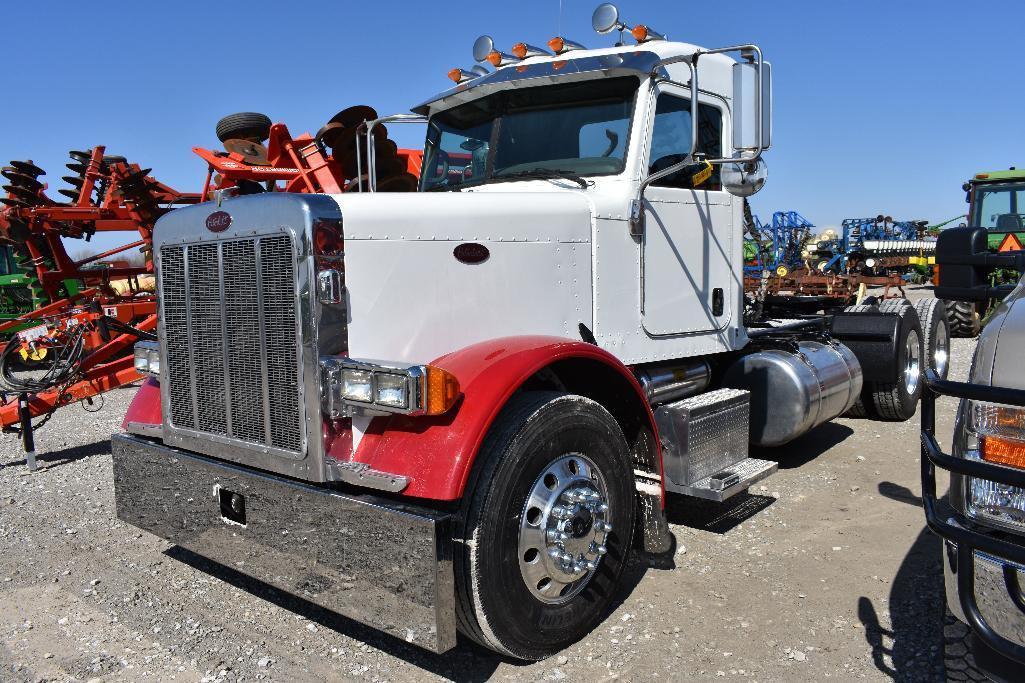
[922,226,1025,680]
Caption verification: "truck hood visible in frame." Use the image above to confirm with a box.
[972,281,1025,390]
[331,191,596,365]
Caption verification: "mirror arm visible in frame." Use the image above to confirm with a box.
[631,61,700,238]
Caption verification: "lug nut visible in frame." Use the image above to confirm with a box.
[548,547,562,559]
[551,505,570,519]
[585,560,597,571]
[597,503,609,513]
[596,545,608,555]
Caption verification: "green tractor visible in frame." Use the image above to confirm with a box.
[0,244,37,327]
[941,167,1025,336]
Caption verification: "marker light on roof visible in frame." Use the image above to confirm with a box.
[511,42,552,59]
[485,50,518,67]
[447,68,480,84]
[547,36,586,55]
[631,25,666,43]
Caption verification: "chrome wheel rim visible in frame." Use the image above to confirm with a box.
[933,322,949,378]
[905,329,922,395]
[518,454,611,604]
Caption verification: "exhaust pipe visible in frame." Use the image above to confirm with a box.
[635,359,711,405]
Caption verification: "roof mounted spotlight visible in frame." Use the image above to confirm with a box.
[473,35,497,63]
[447,68,482,84]
[547,36,586,55]
[631,24,666,43]
[592,3,631,43]
[511,42,552,59]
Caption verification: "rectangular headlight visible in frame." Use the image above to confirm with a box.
[375,373,409,409]
[966,401,1025,530]
[340,368,373,403]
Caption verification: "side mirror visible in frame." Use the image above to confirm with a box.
[934,227,992,301]
[732,60,772,153]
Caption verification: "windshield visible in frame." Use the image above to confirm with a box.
[420,76,638,191]
[972,182,1025,230]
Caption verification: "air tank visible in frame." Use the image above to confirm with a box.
[721,341,863,447]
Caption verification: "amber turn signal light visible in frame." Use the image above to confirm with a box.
[423,365,461,416]
[982,436,1025,470]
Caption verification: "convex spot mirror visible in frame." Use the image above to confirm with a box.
[592,3,622,34]
[722,158,768,197]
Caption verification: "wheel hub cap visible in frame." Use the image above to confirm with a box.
[905,329,921,394]
[518,455,611,604]
[933,323,949,377]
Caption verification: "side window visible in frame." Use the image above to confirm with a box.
[649,94,723,190]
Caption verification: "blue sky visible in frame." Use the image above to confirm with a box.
[1,1,1022,252]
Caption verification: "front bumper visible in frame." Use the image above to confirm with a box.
[111,433,456,653]
[921,371,1025,664]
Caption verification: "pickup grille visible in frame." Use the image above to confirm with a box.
[159,234,304,454]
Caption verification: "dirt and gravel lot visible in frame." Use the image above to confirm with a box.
[1,290,969,682]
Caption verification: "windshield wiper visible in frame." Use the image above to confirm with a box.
[491,168,589,189]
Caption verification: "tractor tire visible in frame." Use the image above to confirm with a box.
[867,303,924,421]
[914,298,951,380]
[453,391,635,660]
[215,112,272,143]
[841,304,878,418]
[943,609,988,682]
[945,300,982,338]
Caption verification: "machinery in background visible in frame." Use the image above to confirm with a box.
[936,168,1025,337]
[0,107,423,465]
[804,214,936,278]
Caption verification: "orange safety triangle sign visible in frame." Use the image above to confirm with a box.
[998,232,1024,252]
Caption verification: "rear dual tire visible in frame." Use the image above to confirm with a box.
[842,300,924,421]
[453,392,635,660]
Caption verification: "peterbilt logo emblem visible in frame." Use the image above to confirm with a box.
[453,242,490,264]
[206,211,232,233]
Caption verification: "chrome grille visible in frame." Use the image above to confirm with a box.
[159,234,303,454]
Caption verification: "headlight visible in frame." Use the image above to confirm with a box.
[133,341,160,377]
[340,368,373,403]
[321,358,460,417]
[965,400,1025,530]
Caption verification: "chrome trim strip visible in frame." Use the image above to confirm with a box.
[217,244,234,438]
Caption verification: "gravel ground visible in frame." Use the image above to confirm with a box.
[0,289,970,682]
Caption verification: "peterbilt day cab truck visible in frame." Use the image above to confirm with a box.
[923,227,1025,680]
[113,5,929,660]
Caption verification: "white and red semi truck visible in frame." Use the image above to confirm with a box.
[113,5,935,659]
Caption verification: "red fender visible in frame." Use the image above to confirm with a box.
[352,335,659,501]
[121,377,162,430]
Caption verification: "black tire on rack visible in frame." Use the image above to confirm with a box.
[945,300,982,338]
[453,391,635,660]
[867,303,924,421]
[841,303,878,418]
[215,112,273,143]
[914,298,951,380]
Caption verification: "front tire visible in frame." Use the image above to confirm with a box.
[454,391,636,660]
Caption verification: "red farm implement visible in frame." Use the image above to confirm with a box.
[0,107,423,468]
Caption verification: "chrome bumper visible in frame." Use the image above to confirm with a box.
[944,544,1025,650]
[111,433,456,653]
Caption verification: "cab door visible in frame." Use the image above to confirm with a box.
[641,84,733,336]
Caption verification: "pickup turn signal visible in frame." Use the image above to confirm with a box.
[982,436,1025,470]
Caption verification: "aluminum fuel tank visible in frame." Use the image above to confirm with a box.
[722,341,863,447]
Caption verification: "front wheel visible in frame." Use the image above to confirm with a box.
[454,392,636,660]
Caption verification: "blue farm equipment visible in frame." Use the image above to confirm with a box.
[805,215,935,275]
[743,210,815,277]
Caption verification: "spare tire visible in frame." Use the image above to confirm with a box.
[215,112,272,143]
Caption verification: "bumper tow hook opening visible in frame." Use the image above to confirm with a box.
[218,488,246,527]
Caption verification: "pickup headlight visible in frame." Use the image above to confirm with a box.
[965,400,1025,530]
[321,358,460,418]
[133,341,160,376]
